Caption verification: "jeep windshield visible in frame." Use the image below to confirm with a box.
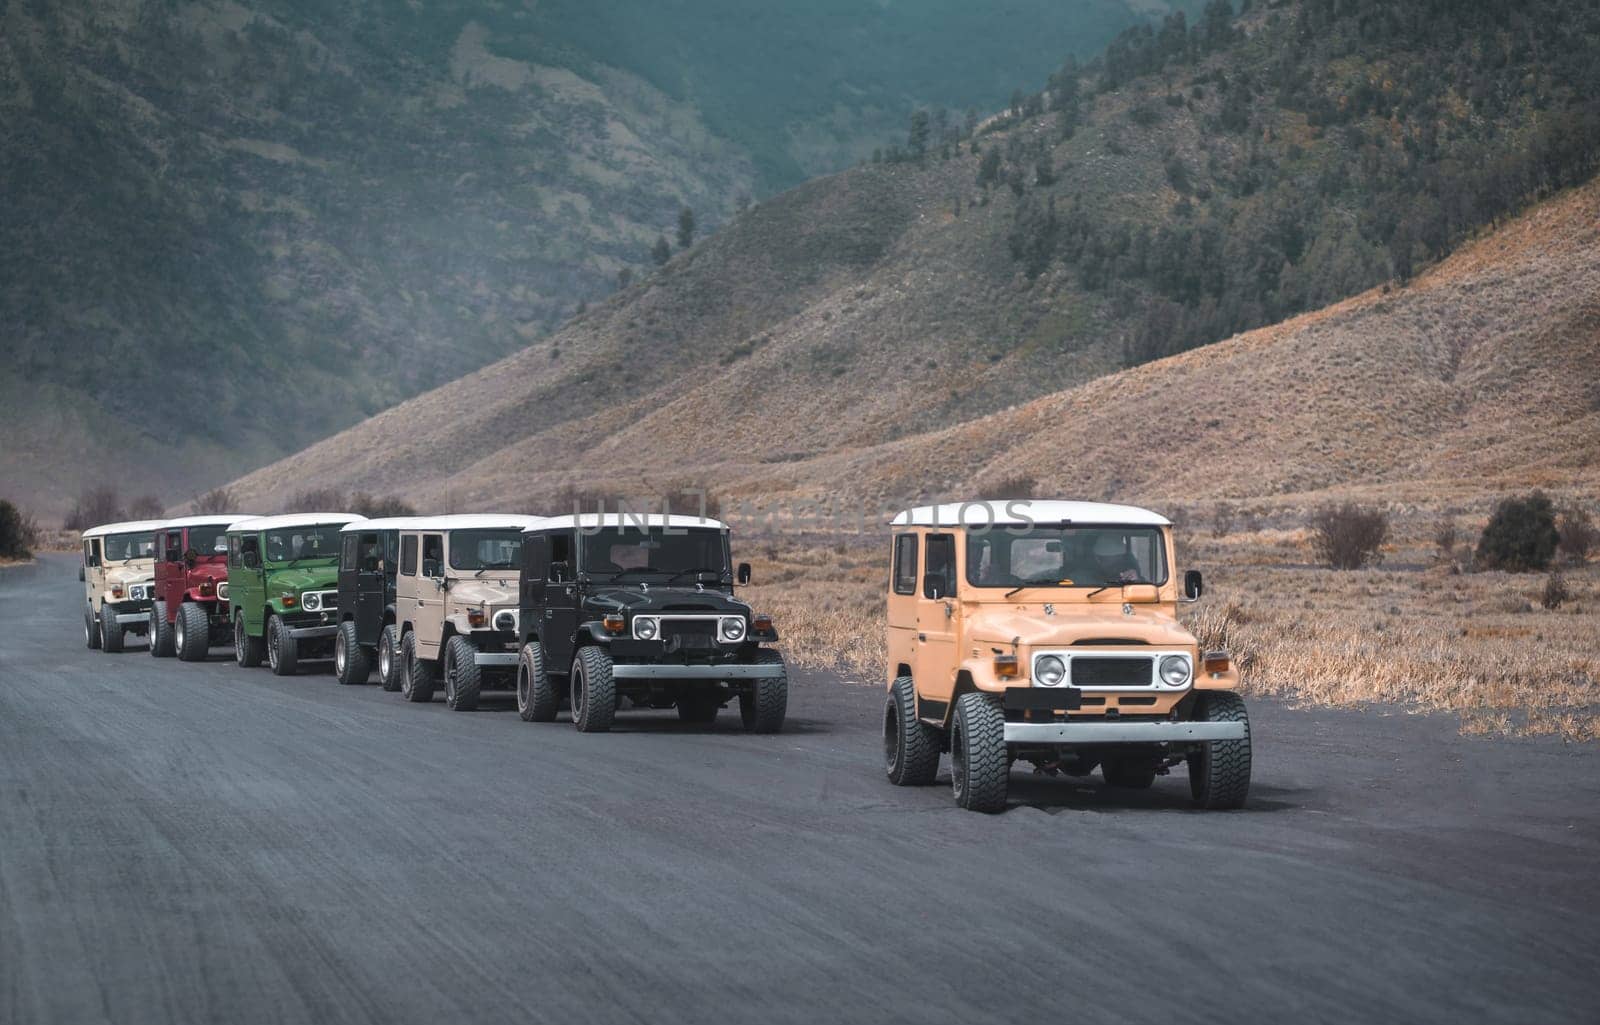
[263,525,341,565]
[578,527,728,582]
[449,530,523,572]
[186,525,227,559]
[965,525,1167,592]
[102,532,155,562]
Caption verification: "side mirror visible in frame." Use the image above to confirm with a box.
[1184,569,1204,601]
[737,562,752,585]
[78,567,85,582]
[242,551,260,569]
[923,572,948,601]
[549,560,569,583]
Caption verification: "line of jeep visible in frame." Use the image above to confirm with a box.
[76,497,1249,811]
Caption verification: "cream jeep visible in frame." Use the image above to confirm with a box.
[80,519,164,652]
[395,514,545,710]
[882,501,1250,813]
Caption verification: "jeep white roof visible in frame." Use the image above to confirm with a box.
[891,500,1171,528]
[81,519,167,539]
[228,513,365,532]
[341,517,427,532]
[397,514,547,532]
[525,513,727,532]
[160,514,257,529]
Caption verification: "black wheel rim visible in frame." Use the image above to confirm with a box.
[517,663,529,710]
[883,699,899,772]
[571,665,585,722]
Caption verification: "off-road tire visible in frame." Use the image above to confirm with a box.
[266,615,298,676]
[884,675,941,786]
[1102,757,1158,790]
[570,647,616,733]
[100,604,124,652]
[401,631,437,703]
[516,641,558,722]
[443,636,481,711]
[377,625,400,691]
[951,692,1008,813]
[149,601,175,658]
[738,649,788,733]
[234,612,264,668]
[176,602,210,662]
[335,621,371,684]
[1189,692,1251,810]
[677,691,721,724]
[86,608,101,649]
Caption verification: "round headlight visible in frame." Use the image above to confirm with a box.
[634,617,659,641]
[720,617,746,642]
[1034,655,1066,687]
[302,591,320,611]
[1159,655,1191,687]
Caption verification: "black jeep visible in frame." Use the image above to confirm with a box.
[334,518,409,688]
[515,515,787,733]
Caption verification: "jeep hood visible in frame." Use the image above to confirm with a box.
[966,603,1195,649]
[264,565,338,593]
[449,577,518,607]
[582,585,745,615]
[104,564,154,588]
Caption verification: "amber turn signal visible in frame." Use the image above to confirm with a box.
[603,613,625,634]
[467,609,486,627]
[112,585,124,598]
[282,595,297,607]
[994,654,1020,678]
[752,614,773,633]
[199,580,214,596]
[1202,650,1231,674]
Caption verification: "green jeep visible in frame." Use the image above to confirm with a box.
[226,513,364,675]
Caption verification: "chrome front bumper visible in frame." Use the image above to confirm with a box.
[1004,720,1247,744]
[113,612,149,626]
[287,625,338,640]
[473,652,519,667]
[611,663,785,680]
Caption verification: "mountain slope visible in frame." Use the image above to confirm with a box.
[0,0,1190,517]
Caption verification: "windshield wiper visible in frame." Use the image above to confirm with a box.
[604,568,662,581]
[665,566,724,584]
[1004,577,1063,598]
[1086,577,1151,598]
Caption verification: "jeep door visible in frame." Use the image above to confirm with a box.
[342,530,384,646]
[912,532,961,706]
[887,532,920,683]
[156,529,184,616]
[413,532,447,659]
[83,538,102,614]
[541,530,578,672]
[232,532,267,635]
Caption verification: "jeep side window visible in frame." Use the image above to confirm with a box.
[923,534,955,599]
[340,534,357,572]
[359,534,381,572]
[166,532,183,562]
[228,535,240,567]
[892,534,917,595]
[547,533,571,581]
[84,539,100,567]
[421,535,443,577]
[401,535,419,576]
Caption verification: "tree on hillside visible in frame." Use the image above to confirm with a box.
[616,267,634,290]
[191,487,234,514]
[129,495,164,519]
[907,109,930,158]
[651,234,671,266]
[977,146,1002,188]
[1200,1,1235,52]
[676,207,696,250]
[64,486,124,532]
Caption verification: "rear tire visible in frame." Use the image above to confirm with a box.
[335,622,371,684]
[1189,692,1251,810]
[378,625,400,691]
[738,650,788,733]
[100,604,124,652]
[1102,757,1158,790]
[401,632,436,703]
[150,601,175,657]
[884,675,941,786]
[951,692,1008,813]
[443,636,481,711]
[267,615,298,676]
[677,691,720,724]
[176,602,210,662]
[234,612,263,668]
[570,647,616,733]
[516,641,558,722]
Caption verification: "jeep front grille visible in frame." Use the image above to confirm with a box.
[1071,657,1153,687]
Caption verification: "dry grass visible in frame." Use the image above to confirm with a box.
[741,512,1600,741]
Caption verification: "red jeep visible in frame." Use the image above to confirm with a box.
[150,514,251,661]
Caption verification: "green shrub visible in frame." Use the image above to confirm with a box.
[0,500,37,560]
[1477,491,1559,572]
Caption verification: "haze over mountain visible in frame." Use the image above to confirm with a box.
[219,0,1600,521]
[1,0,1198,517]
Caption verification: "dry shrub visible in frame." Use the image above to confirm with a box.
[191,487,235,515]
[1433,519,1458,562]
[985,474,1037,500]
[1182,601,1258,671]
[1309,503,1388,569]
[128,494,165,519]
[63,485,124,531]
[1541,571,1570,610]
[282,487,347,513]
[351,492,417,518]
[1557,503,1596,565]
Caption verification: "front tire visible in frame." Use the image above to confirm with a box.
[234,612,263,668]
[443,636,481,711]
[150,601,175,657]
[738,649,788,733]
[377,625,400,691]
[100,604,124,652]
[570,647,616,733]
[951,693,1008,813]
[85,608,101,649]
[176,602,210,662]
[335,622,371,684]
[1188,692,1251,810]
[400,631,436,703]
[266,615,298,676]
[884,675,941,786]
[516,641,558,722]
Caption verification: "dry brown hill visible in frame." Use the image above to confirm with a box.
[227,176,1600,521]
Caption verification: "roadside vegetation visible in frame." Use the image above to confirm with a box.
[0,500,39,562]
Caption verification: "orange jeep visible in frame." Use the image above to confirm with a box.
[882,501,1249,812]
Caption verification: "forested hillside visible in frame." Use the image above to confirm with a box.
[0,0,1189,516]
